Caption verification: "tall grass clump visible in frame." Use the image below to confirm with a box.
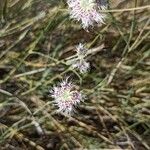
[0,0,150,149]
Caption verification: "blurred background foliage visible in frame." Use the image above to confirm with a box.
[0,0,150,149]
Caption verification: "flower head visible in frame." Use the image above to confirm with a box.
[67,0,106,29]
[72,59,90,73]
[76,43,88,56]
[50,78,83,115]
[71,43,90,73]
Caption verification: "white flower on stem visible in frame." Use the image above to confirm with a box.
[50,78,83,115]
[67,0,106,29]
[71,43,90,74]
[72,60,90,74]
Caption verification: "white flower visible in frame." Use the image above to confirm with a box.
[67,0,106,29]
[72,59,90,74]
[50,78,83,115]
[71,43,90,74]
[76,43,88,56]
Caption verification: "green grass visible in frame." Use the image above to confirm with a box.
[0,0,150,149]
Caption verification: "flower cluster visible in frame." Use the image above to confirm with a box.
[71,43,90,73]
[50,0,108,115]
[67,0,106,29]
[50,78,83,115]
